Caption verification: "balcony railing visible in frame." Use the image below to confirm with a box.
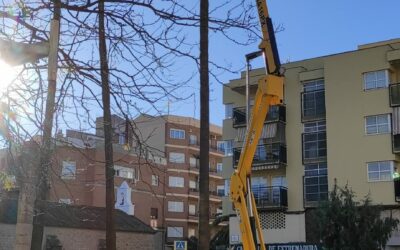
[233,143,287,169]
[301,90,326,122]
[394,178,400,202]
[232,105,286,127]
[302,132,327,164]
[393,134,400,154]
[390,83,400,107]
[236,121,285,143]
[189,140,224,153]
[252,186,288,210]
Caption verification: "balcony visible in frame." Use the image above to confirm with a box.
[393,134,400,154]
[236,121,285,143]
[390,83,400,107]
[233,143,287,170]
[394,178,400,202]
[301,90,326,122]
[252,186,288,210]
[302,132,327,164]
[232,105,286,127]
[189,140,225,153]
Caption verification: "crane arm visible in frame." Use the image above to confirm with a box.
[229,1,284,249]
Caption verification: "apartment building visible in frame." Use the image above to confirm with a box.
[49,128,167,230]
[222,38,400,248]
[133,114,225,245]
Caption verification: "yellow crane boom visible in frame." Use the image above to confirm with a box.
[229,1,284,249]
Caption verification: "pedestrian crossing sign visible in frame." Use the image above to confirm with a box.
[174,240,187,250]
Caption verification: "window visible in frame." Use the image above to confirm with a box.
[303,132,327,162]
[217,185,225,196]
[151,208,158,219]
[303,79,325,92]
[304,163,328,203]
[304,163,328,177]
[169,152,185,163]
[169,176,184,188]
[225,103,233,119]
[367,161,394,181]
[189,204,196,215]
[59,198,72,204]
[115,165,134,179]
[152,175,159,186]
[302,79,325,120]
[170,128,185,139]
[304,121,326,133]
[188,228,196,238]
[167,227,183,238]
[364,70,389,90]
[189,157,198,168]
[168,201,184,212]
[216,163,223,173]
[365,114,391,135]
[189,134,198,145]
[224,140,233,156]
[118,133,125,144]
[189,180,197,189]
[217,141,225,152]
[61,161,76,179]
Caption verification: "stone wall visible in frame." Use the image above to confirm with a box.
[0,223,16,249]
[43,227,161,250]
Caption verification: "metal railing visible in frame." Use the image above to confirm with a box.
[252,186,288,209]
[390,82,400,107]
[232,105,286,127]
[233,143,287,168]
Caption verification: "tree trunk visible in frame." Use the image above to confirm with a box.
[198,0,210,249]
[98,1,116,249]
[30,1,61,249]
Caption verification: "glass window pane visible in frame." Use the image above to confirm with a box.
[380,171,392,181]
[379,162,391,171]
[377,115,388,124]
[368,172,379,181]
[366,126,376,134]
[378,124,389,133]
[366,116,376,125]
[368,162,379,172]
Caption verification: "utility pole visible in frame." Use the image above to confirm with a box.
[198,0,210,249]
[30,0,61,249]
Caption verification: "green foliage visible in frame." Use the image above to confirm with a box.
[310,184,399,250]
[0,171,14,191]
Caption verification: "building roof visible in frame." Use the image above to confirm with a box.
[0,199,155,234]
[38,202,155,234]
[135,114,223,134]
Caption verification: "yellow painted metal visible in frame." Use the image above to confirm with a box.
[229,0,284,248]
[230,75,283,250]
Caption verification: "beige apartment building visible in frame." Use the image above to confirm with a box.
[222,38,400,248]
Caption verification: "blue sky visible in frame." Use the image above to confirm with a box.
[168,0,400,126]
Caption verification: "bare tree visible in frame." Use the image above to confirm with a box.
[0,0,260,248]
[98,0,116,248]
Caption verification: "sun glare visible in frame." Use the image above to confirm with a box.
[0,59,19,92]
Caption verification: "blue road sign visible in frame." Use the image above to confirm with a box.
[174,240,187,250]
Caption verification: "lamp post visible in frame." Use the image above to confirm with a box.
[0,3,60,249]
